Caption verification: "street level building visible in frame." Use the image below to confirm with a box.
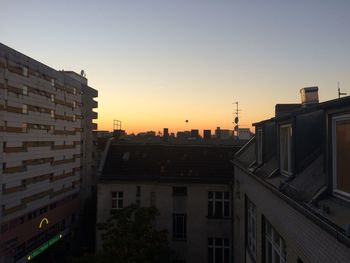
[0,43,97,263]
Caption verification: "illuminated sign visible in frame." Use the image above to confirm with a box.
[38,218,49,229]
[27,234,62,261]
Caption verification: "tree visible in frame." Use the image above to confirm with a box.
[71,205,174,263]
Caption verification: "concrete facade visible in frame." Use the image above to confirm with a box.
[0,43,97,263]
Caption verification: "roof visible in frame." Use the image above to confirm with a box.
[253,95,350,127]
[235,95,350,247]
[100,143,238,184]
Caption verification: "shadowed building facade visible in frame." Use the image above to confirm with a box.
[97,142,238,263]
[0,43,97,263]
[233,89,350,263]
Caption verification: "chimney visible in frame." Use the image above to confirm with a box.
[300,86,319,106]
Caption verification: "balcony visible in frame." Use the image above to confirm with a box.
[92,100,98,108]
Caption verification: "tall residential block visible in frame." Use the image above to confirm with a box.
[0,43,97,263]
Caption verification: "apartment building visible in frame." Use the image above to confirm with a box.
[97,142,237,263]
[0,43,97,263]
[233,87,350,263]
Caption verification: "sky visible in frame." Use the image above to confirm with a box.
[1,0,350,134]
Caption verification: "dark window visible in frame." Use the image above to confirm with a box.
[136,186,141,197]
[208,191,230,218]
[173,187,187,196]
[208,238,230,263]
[246,197,257,260]
[173,214,186,240]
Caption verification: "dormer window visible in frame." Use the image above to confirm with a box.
[257,128,263,165]
[280,124,292,175]
[332,114,350,197]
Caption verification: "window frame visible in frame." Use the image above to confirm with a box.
[208,191,230,218]
[279,123,293,176]
[246,197,257,260]
[257,128,263,165]
[173,213,187,240]
[208,237,230,263]
[111,191,124,210]
[332,114,350,199]
[263,218,286,263]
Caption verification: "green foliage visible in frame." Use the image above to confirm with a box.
[71,205,174,263]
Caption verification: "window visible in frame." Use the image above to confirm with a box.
[111,191,123,209]
[173,186,187,196]
[173,214,186,240]
[22,123,27,133]
[279,124,292,175]
[150,191,156,207]
[22,85,28,95]
[208,191,230,218]
[263,219,286,263]
[246,198,257,260]
[136,186,141,206]
[51,78,55,86]
[136,186,141,197]
[22,104,27,114]
[51,110,55,118]
[22,66,28,77]
[257,128,263,165]
[51,94,55,102]
[208,238,230,263]
[332,114,350,197]
[73,88,77,95]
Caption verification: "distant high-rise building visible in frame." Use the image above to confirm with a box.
[203,129,211,140]
[215,127,221,139]
[0,43,98,263]
[190,129,199,138]
[163,128,169,142]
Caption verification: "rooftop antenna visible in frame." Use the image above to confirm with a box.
[233,101,241,138]
[338,81,347,99]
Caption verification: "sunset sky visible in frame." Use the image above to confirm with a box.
[1,0,350,134]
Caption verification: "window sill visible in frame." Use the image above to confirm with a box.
[172,238,187,242]
[206,216,232,220]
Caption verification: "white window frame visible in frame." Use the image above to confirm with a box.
[22,104,27,114]
[279,124,292,176]
[208,191,230,218]
[257,128,263,165]
[111,191,123,210]
[22,85,28,95]
[332,114,350,199]
[22,66,28,77]
[247,198,257,260]
[208,238,230,263]
[264,219,286,263]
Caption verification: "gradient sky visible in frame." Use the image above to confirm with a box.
[1,0,350,134]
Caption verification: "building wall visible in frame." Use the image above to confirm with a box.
[0,44,97,263]
[97,182,233,263]
[234,166,350,263]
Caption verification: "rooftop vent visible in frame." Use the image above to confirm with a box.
[300,86,319,106]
